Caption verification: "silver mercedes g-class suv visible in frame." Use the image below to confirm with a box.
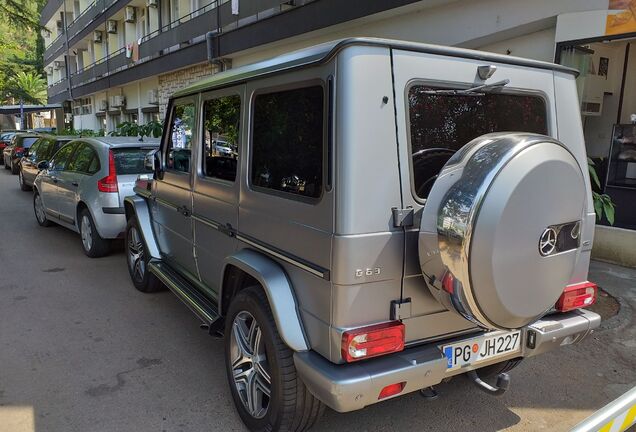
[124,38,601,431]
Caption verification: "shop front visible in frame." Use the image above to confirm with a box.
[552,1,636,265]
[555,1,636,232]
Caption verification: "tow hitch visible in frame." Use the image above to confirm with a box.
[467,370,510,396]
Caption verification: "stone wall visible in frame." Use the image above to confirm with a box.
[157,62,217,118]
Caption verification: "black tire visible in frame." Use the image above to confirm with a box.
[3,157,9,169]
[79,208,111,258]
[33,191,53,227]
[19,170,31,191]
[125,217,163,293]
[225,286,324,432]
[10,159,19,175]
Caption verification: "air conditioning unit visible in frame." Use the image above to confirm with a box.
[125,6,136,23]
[581,75,605,116]
[148,89,159,105]
[99,100,108,111]
[53,60,63,70]
[47,66,54,75]
[93,30,103,43]
[110,95,126,108]
[147,0,158,7]
[106,20,117,34]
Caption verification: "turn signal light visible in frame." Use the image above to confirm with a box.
[97,150,118,193]
[341,321,405,363]
[555,281,597,312]
[378,382,406,400]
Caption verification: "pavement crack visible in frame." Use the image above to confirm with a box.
[85,357,162,397]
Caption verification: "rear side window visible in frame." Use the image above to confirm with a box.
[37,139,55,159]
[112,148,155,175]
[251,85,324,200]
[26,139,42,158]
[49,143,76,171]
[407,86,548,199]
[67,143,100,174]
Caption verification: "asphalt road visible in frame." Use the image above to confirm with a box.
[0,166,634,432]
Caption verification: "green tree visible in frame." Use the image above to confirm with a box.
[6,70,47,104]
[0,0,43,29]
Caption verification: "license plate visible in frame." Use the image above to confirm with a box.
[442,331,521,371]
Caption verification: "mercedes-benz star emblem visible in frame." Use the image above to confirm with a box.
[539,228,557,256]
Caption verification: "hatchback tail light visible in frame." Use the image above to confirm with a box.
[97,150,118,193]
[341,321,405,363]
[555,281,597,312]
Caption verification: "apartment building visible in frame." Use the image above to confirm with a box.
[41,0,615,135]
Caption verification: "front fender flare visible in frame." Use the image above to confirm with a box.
[222,249,309,352]
[124,195,161,260]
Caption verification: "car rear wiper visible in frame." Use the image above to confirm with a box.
[421,79,510,96]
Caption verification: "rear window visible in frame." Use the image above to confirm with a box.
[407,86,548,199]
[112,148,155,175]
[19,137,39,148]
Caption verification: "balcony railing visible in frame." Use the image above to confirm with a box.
[40,0,64,26]
[44,33,66,64]
[71,47,127,88]
[47,78,69,98]
[66,0,118,42]
[66,0,311,96]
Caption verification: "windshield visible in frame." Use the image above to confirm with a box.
[112,148,155,175]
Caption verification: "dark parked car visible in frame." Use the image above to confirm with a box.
[0,131,18,163]
[3,133,39,174]
[18,135,74,191]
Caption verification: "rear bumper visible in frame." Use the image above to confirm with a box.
[94,211,126,239]
[294,309,600,413]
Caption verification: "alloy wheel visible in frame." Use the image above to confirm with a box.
[127,226,145,282]
[230,311,272,419]
[34,194,46,224]
[80,215,93,252]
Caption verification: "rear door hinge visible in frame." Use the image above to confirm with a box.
[390,298,412,320]
[392,206,414,227]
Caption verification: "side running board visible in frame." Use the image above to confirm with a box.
[148,261,222,332]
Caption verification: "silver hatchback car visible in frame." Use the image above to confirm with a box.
[33,137,159,257]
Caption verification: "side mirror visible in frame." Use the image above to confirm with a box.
[37,160,49,170]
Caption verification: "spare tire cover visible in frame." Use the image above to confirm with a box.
[419,133,586,330]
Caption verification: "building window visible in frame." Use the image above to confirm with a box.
[128,112,138,124]
[202,94,240,181]
[109,114,121,131]
[251,85,324,200]
[407,85,548,199]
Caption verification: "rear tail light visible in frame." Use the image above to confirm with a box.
[555,281,597,312]
[378,382,406,400]
[97,150,118,193]
[341,321,405,363]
